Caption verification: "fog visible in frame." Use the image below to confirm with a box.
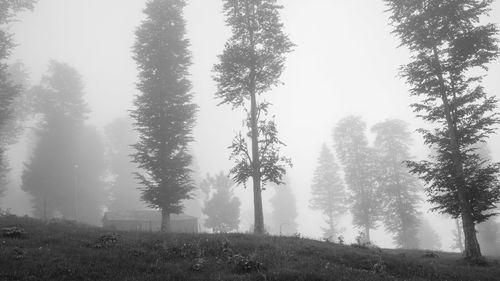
[2,0,500,251]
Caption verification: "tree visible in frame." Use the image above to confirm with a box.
[309,144,346,239]
[270,176,298,235]
[22,62,106,224]
[452,219,465,253]
[0,1,36,199]
[333,116,382,242]
[385,0,500,259]
[416,219,442,251]
[104,117,144,211]
[372,119,421,249]
[202,172,241,233]
[213,0,294,235]
[131,0,197,232]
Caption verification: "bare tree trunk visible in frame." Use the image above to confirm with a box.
[161,208,171,232]
[365,225,371,244]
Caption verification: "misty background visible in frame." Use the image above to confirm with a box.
[2,0,500,251]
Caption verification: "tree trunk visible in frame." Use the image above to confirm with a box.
[161,209,171,232]
[246,1,264,235]
[432,47,482,259]
[365,225,371,244]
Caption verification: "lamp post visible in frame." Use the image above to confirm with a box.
[74,164,79,222]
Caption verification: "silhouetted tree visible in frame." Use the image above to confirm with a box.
[309,144,346,239]
[104,117,144,211]
[416,219,442,251]
[22,62,106,224]
[333,116,382,242]
[270,176,298,235]
[0,1,36,199]
[213,0,294,234]
[131,0,197,232]
[202,172,241,232]
[372,119,421,249]
[385,0,500,259]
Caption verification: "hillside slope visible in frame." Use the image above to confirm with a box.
[0,215,499,281]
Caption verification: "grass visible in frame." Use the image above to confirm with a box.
[1,215,499,281]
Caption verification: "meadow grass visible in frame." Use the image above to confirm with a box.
[0,215,499,281]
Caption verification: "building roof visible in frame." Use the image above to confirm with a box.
[104,210,197,222]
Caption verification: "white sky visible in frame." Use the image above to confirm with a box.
[6,0,500,250]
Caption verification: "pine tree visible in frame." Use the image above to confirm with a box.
[213,0,294,235]
[416,219,442,251]
[202,172,241,233]
[309,144,346,239]
[372,119,421,249]
[131,0,197,232]
[385,0,500,259]
[333,116,382,242]
[0,1,36,199]
[270,176,298,235]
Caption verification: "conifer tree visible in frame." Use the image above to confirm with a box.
[213,0,294,234]
[372,119,421,249]
[385,0,500,259]
[270,176,298,235]
[333,116,382,242]
[309,144,346,239]
[202,172,241,233]
[131,0,197,232]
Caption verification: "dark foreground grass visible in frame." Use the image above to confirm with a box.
[1,215,499,281]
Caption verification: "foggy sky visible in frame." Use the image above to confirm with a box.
[5,0,500,250]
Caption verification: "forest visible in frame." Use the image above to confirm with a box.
[1,0,500,266]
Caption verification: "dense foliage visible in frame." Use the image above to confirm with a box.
[385,0,500,259]
[131,0,197,231]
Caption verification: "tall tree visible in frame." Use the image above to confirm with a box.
[0,1,36,199]
[385,0,500,259]
[104,117,144,211]
[131,0,197,232]
[270,176,298,235]
[309,144,346,239]
[372,119,421,249]
[213,0,294,235]
[202,172,241,233]
[22,62,106,224]
[333,116,382,242]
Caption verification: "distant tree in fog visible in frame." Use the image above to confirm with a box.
[386,0,500,259]
[309,144,346,239]
[131,0,197,232]
[477,217,500,257]
[333,116,382,242]
[104,117,144,211]
[372,119,421,249]
[0,1,37,199]
[452,219,464,253]
[416,219,442,251]
[270,176,298,235]
[202,172,241,233]
[213,0,294,235]
[22,62,106,224]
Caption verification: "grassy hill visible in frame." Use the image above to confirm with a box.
[0,215,499,281]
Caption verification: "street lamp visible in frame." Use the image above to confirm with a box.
[74,164,79,222]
